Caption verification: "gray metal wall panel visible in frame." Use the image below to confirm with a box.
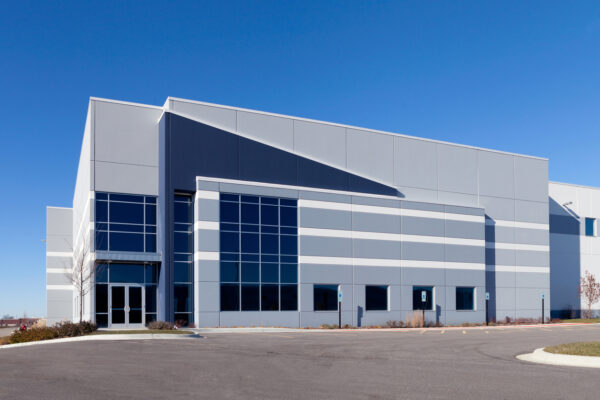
[393,136,437,190]
[437,191,478,207]
[401,216,445,237]
[196,180,219,191]
[196,282,220,312]
[293,120,347,169]
[220,312,300,328]
[495,287,516,310]
[195,260,219,282]
[445,220,484,240]
[352,213,400,234]
[402,201,444,212]
[516,272,550,289]
[445,205,485,216]
[514,228,549,246]
[352,196,401,208]
[479,196,515,221]
[401,242,445,261]
[515,200,549,224]
[401,268,446,286]
[515,250,549,267]
[195,199,219,222]
[346,128,394,184]
[46,274,72,285]
[492,270,516,287]
[478,151,515,199]
[298,190,351,203]
[445,244,485,263]
[437,144,478,195]
[299,208,352,230]
[94,161,158,195]
[353,239,401,259]
[236,111,294,151]
[194,230,219,252]
[300,264,353,284]
[486,248,515,266]
[354,266,401,285]
[485,225,514,244]
[171,100,237,132]
[299,236,352,257]
[445,270,485,286]
[514,157,548,203]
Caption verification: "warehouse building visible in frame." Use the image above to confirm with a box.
[46,96,591,328]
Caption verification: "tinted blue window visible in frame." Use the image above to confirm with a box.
[241,195,259,203]
[145,235,156,252]
[96,264,109,283]
[261,197,277,205]
[280,285,297,311]
[110,232,144,252]
[95,231,108,251]
[280,255,297,263]
[261,284,279,311]
[220,232,239,253]
[241,203,259,224]
[95,201,108,222]
[261,263,278,283]
[145,285,157,312]
[174,262,192,283]
[221,222,239,232]
[220,284,240,311]
[241,224,259,232]
[145,226,157,233]
[314,285,338,311]
[174,202,191,223]
[110,202,144,224]
[241,284,260,311]
[220,262,239,282]
[220,193,239,202]
[145,205,156,225]
[280,235,297,255]
[241,253,259,262]
[174,284,192,312]
[110,223,144,233]
[95,284,108,313]
[261,205,278,225]
[261,234,278,254]
[241,262,259,282]
[261,225,278,234]
[261,254,278,262]
[221,253,239,261]
[280,264,297,283]
[145,197,156,204]
[174,232,192,253]
[280,227,297,235]
[174,253,192,262]
[413,286,433,310]
[111,194,144,203]
[456,287,474,310]
[96,192,108,200]
[366,286,388,311]
[280,207,297,227]
[585,218,596,237]
[220,202,239,223]
[110,263,145,283]
[280,199,297,207]
[145,265,157,284]
[241,233,259,253]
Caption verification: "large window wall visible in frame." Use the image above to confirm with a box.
[173,194,193,325]
[95,193,157,252]
[219,193,298,312]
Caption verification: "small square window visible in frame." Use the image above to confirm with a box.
[366,286,388,311]
[585,218,596,237]
[413,286,433,310]
[456,287,475,311]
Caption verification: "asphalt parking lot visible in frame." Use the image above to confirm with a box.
[1,324,599,399]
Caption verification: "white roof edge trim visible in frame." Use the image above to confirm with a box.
[166,96,548,161]
[89,97,163,110]
[168,109,399,191]
[549,181,600,191]
[195,176,485,211]
[46,206,73,210]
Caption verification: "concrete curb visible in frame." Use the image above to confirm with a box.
[192,323,600,334]
[517,347,600,368]
[0,333,201,350]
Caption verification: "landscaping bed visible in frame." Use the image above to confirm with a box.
[545,342,600,357]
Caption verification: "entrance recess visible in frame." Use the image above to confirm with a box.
[109,284,145,328]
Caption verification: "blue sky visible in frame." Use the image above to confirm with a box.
[0,1,599,317]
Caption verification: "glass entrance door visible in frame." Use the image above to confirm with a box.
[109,284,145,328]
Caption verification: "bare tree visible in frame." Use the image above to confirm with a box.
[579,270,600,319]
[64,236,98,322]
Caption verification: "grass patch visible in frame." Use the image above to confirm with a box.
[92,329,193,335]
[545,342,600,357]
[560,318,600,324]
[0,336,9,345]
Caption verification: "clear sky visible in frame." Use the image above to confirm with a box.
[1,1,599,317]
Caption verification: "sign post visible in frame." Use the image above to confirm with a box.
[541,293,545,324]
[338,288,343,329]
[421,290,427,326]
[485,292,490,326]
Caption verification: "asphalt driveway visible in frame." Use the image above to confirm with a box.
[1,324,599,399]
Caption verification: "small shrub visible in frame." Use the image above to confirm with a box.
[7,321,97,344]
[147,321,175,330]
[406,311,424,328]
[31,319,47,329]
[319,324,338,329]
[341,324,354,329]
[385,320,405,328]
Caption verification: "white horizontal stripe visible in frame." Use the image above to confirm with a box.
[486,219,548,231]
[194,251,219,261]
[194,221,219,231]
[299,256,484,270]
[485,242,549,252]
[298,227,484,247]
[488,265,549,273]
[299,199,483,223]
[196,190,219,200]
[46,285,73,291]
[46,252,72,258]
[47,269,71,274]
